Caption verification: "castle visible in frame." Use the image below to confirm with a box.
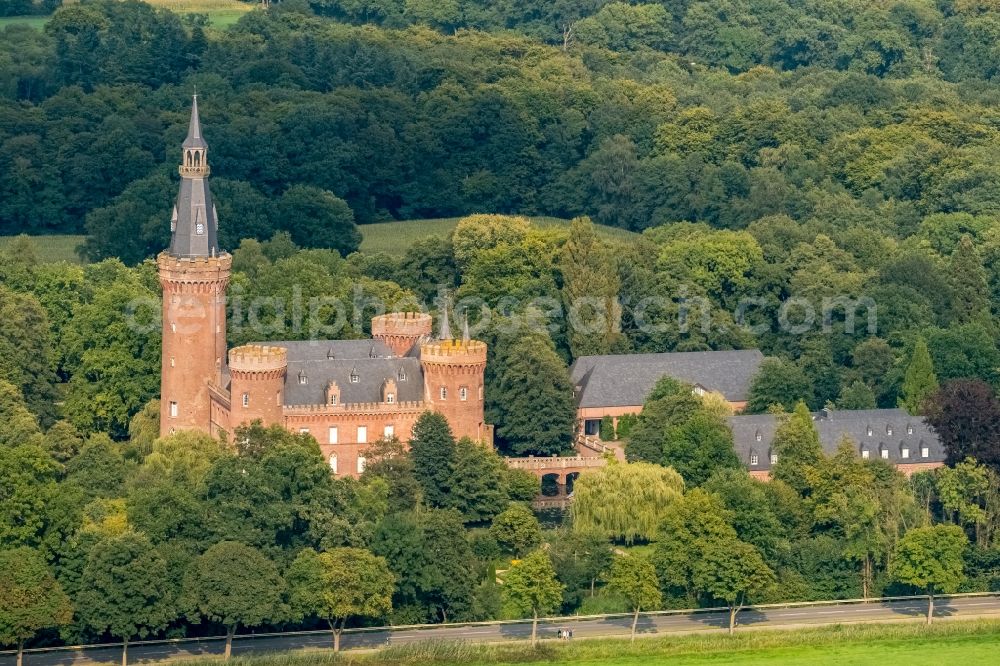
[158,98,490,475]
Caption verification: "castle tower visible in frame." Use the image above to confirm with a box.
[158,96,231,436]
[420,310,488,442]
[228,345,288,429]
[371,312,433,356]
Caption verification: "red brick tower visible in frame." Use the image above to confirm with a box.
[228,345,288,430]
[420,310,489,443]
[158,96,231,436]
[371,312,433,356]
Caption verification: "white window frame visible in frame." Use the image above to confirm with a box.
[328,426,338,445]
[862,449,870,459]
[328,454,338,474]
[169,401,178,418]
[440,387,447,400]
[880,448,889,459]
[357,456,367,474]
[901,447,910,459]
[196,222,205,235]
[750,454,759,466]
[459,387,468,401]
[242,393,249,408]
[921,446,930,458]
[299,428,310,435]
[357,425,368,444]
[770,453,778,465]
[386,393,395,404]
[384,424,395,438]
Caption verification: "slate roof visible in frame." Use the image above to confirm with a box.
[727,408,945,471]
[570,349,764,408]
[252,340,424,406]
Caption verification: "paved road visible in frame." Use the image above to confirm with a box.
[6,595,1000,666]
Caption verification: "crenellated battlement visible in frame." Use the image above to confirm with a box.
[372,311,433,334]
[420,339,487,365]
[157,252,232,290]
[372,312,433,356]
[229,344,288,377]
[284,400,426,414]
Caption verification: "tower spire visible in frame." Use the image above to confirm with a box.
[169,95,220,259]
[183,94,207,150]
[438,300,453,340]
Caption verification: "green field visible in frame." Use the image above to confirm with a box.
[0,15,49,29]
[0,0,252,30]
[0,234,84,263]
[359,217,637,255]
[171,620,1000,666]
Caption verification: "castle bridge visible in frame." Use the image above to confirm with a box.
[505,454,608,486]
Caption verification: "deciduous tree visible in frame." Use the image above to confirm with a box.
[0,547,72,666]
[501,550,564,646]
[183,542,285,660]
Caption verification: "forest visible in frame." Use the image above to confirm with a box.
[4,0,1000,659]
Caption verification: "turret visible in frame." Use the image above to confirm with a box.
[420,338,488,443]
[371,312,433,356]
[228,345,288,428]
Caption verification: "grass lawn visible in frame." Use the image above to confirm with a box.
[360,217,637,255]
[0,234,84,263]
[173,619,1000,666]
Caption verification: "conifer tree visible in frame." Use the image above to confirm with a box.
[491,331,576,456]
[947,235,990,326]
[771,401,824,496]
[409,411,456,508]
[559,216,622,358]
[899,337,938,415]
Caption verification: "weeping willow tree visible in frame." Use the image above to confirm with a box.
[570,462,684,544]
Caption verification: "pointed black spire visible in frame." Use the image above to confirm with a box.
[183,94,207,149]
[169,95,220,259]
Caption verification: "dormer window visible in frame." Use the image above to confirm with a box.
[350,368,359,383]
[880,445,889,459]
[907,424,913,435]
[755,430,762,442]
[867,426,873,437]
[861,448,870,459]
[327,348,336,360]
[298,370,308,385]
[398,368,406,381]
[329,394,338,406]
[901,446,910,459]
[386,393,395,404]
[770,452,778,465]
[196,222,205,235]
[887,426,893,436]
[921,445,930,458]
[750,453,759,466]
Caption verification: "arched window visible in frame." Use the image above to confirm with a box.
[196,222,205,235]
